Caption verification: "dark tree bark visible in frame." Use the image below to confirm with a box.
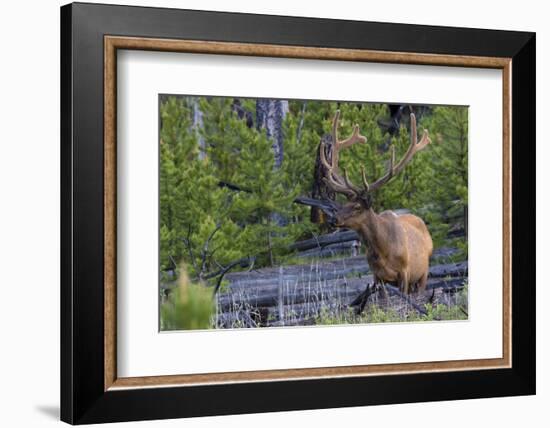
[231,98,254,128]
[310,134,336,226]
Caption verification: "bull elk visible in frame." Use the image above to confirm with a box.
[320,111,433,312]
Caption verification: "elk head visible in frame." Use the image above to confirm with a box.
[320,110,431,227]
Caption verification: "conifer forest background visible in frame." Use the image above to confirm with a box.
[159,95,469,331]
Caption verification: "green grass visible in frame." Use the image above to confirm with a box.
[314,303,467,326]
[314,283,468,325]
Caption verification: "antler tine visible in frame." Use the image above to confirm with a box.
[342,167,363,194]
[367,113,430,193]
[360,166,370,192]
[339,124,368,149]
[331,110,367,160]
[388,145,396,177]
[322,176,358,199]
[320,111,371,200]
[393,113,431,169]
[320,141,357,191]
[410,112,430,151]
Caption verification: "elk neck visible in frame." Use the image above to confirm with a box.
[354,208,387,257]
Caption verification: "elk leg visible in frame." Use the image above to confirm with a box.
[400,271,410,295]
[418,271,428,294]
[379,281,390,300]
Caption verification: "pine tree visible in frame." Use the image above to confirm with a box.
[196,97,316,266]
[160,96,468,276]
[419,106,468,253]
[159,96,197,271]
[160,96,240,276]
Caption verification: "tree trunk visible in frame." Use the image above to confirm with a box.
[296,101,307,143]
[256,99,289,230]
[256,99,289,168]
[311,134,336,227]
[190,97,206,160]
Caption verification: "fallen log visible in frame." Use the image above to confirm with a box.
[289,230,359,252]
[266,301,344,320]
[218,281,464,328]
[218,275,465,311]
[432,246,460,260]
[296,241,360,259]
[383,285,430,317]
[162,259,467,297]
[226,266,369,290]
[225,261,466,291]
[428,261,467,278]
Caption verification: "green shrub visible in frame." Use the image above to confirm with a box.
[160,268,215,331]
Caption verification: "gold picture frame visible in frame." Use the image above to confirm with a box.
[104,36,511,391]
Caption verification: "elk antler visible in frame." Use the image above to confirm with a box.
[319,110,367,199]
[320,111,431,201]
[364,112,431,193]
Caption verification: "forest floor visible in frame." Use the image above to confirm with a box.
[214,244,468,329]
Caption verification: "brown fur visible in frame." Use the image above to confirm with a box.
[335,203,433,294]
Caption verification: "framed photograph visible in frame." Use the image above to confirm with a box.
[61,2,535,424]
